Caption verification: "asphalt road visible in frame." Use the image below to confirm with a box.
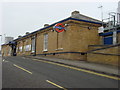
[2,56,119,89]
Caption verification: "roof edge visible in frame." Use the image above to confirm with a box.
[14,17,102,41]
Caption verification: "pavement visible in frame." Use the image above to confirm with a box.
[26,56,120,77]
[2,56,119,88]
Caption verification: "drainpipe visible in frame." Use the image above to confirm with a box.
[34,34,37,56]
[113,15,117,45]
[113,30,117,45]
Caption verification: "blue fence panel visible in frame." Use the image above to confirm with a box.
[104,36,113,45]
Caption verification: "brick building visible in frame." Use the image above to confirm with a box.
[1,11,101,58]
[1,11,120,66]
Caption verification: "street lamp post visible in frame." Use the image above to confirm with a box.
[108,12,118,45]
[98,5,103,22]
[0,35,2,55]
[0,35,2,43]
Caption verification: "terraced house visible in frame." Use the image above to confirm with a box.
[1,11,120,66]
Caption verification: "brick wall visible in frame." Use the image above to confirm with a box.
[87,44,120,66]
[16,37,32,56]
[1,19,101,61]
[35,20,101,60]
[1,45,11,56]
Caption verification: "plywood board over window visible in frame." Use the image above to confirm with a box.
[58,32,63,49]
[55,32,63,51]
[31,36,36,53]
[19,46,22,52]
[25,45,31,51]
[43,33,48,51]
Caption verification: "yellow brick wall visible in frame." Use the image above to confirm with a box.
[16,40,23,55]
[36,33,44,54]
[99,36,103,45]
[93,46,118,55]
[87,45,120,66]
[88,45,112,51]
[87,53,119,66]
[17,37,32,56]
[1,45,11,56]
[36,26,71,54]
[38,53,87,60]
[35,21,101,60]
[68,23,101,52]
[2,20,101,61]
[117,33,120,44]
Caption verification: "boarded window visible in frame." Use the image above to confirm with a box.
[43,34,48,51]
[19,46,22,52]
[31,37,35,53]
[25,45,31,51]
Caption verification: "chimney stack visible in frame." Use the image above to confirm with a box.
[71,11,80,19]
[26,32,30,35]
[44,24,49,27]
[18,35,22,38]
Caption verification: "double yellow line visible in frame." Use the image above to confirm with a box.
[33,59,120,80]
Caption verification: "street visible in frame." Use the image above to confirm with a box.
[2,56,119,89]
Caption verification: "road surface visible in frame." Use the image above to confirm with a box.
[2,56,119,89]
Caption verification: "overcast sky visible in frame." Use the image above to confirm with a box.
[0,0,120,45]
